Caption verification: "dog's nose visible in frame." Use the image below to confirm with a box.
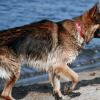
[94,29,100,38]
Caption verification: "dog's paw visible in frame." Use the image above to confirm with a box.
[53,92,66,100]
[64,86,81,98]
[0,95,15,100]
[69,92,81,98]
[64,86,73,95]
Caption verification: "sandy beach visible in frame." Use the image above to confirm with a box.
[0,67,99,100]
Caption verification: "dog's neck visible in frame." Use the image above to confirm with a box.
[62,19,85,47]
[75,21,85,46]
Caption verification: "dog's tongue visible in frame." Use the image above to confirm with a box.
[94,29,100,38]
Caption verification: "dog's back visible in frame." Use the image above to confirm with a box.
[0,20,58,57]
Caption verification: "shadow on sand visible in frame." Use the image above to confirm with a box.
[0,77,99,100]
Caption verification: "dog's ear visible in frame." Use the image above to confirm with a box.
[82,3,99,23]
[88,2,99,18]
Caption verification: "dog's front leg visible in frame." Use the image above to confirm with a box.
[48,70,64,100]
[54,65,79,94]
[49,66,71,100]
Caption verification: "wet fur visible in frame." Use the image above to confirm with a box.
[0,3,100,100]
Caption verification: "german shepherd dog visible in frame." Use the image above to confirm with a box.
[0,3,100,100]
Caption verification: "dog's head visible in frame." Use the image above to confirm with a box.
[94,12,100,38]
[80,3,100,43]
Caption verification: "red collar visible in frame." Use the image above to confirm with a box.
[75,22,84,39]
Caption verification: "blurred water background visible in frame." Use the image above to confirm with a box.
[0,0,100,29]
[0,0,100,85]
[0,0,100,46]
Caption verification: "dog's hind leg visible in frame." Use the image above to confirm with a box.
[0,49,20,100]
[1,75,19,100]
